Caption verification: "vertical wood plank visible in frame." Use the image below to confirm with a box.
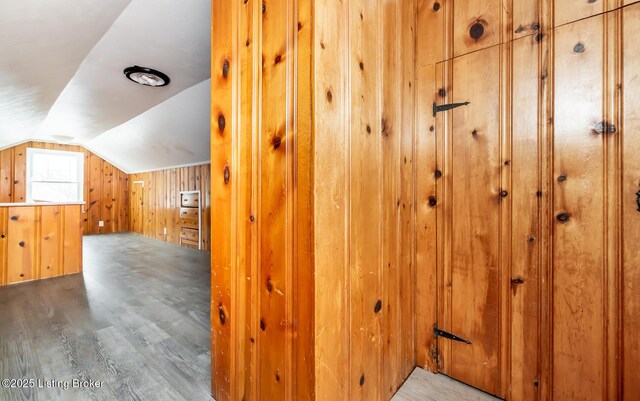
[399,0,417,382]
[13,143,28,202]
[40,205,62,279]
[622,4,640,401]
[0,208,8,286]
[381,0,402,396]
[448,45,503,396]
[7,206,37,283]
[313,0,350,399]
[348,0,383,399]
[0,149,13,202]
[415,6,439,372]
[62,205,82,275]
[553,15,606,401]
[211,0,234,398]
[509,33,543,401]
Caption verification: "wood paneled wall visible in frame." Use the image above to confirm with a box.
[128,164,211,252]
[313,1,417,400]
[416,1,640,401]
[211,0,417,401]
[0,204,83,287]
[211,0,314,400]
[0,142,129,235]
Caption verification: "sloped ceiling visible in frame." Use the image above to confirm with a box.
[0,0,210,173]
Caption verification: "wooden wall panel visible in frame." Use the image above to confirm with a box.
[509,34,544,401]
[40,205,62,279]
[6,206,37,283]
[417,3,639,401]
[452,0,505,57]
[259,0,294,398]
[1,204,82,286]
[0,208,7,286]
[212,0,418,400]
[623,5,640,400]
[62,205,83,275]
[313,0,350,398]
[621,4,640,401]
[0,149,12,203]
[0,141,129,235]
[415,1,439,372]
[128,164,211,252]
[553,16,606,401]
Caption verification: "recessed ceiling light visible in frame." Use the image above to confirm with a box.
[123,66,170,87]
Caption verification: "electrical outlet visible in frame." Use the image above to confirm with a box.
[98,221,104,227]
[164,227,167,235]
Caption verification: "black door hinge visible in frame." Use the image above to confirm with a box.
[433,101,470,117]
[434,323,472,344]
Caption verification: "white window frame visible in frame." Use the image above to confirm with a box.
[26,148,84,203]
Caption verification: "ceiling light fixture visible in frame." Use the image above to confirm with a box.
[123,66,170,87]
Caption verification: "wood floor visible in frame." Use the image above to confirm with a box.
[392,368,502,401]
[0,233,212,401]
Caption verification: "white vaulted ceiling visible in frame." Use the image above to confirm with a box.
[0,0,210,173]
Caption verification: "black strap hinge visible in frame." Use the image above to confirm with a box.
[434,323,472,344]
[433,101,470,117]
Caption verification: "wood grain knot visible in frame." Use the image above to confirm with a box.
[218,304,226,325]
[433,2,440,11]
[326,89,333,103]
[224,165,230,185]
[10,215,19,221]
[360,374,365,386]
[274,54,282,65]
[499,190,509,198]
[557,175,567,182]
[0,235,5,239]
[374,299,382,313]
[573,43,585,54]
[469,22,485,40]
[218,114,226,133]
[428,196,437,207]
[272,136,282,149]
[275,373,280,382]
[366,124,372,134]
[438,88,447,97]
[266,279,273,293]
[249,215,255,222]
[260,319,266,331]
[535,33,543,42]
[532,22,540,30]
[262,3,266,14]
[556,212,570,222]
[19,241,25,247]
[222,59,230,78]
[434,170,442,179]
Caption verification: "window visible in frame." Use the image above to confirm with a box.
[26,148,84,203]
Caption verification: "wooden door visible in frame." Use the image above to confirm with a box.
[435,44,507,397]
[130,181,144,234]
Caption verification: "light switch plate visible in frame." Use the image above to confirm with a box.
[99,221,104,227]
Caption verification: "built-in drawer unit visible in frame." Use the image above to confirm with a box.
[179,207,199,220]
[180,227,199,242]
[178,191,201,250]
[181,193,199,208]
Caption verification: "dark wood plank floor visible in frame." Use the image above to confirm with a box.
[0,233,212,401]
